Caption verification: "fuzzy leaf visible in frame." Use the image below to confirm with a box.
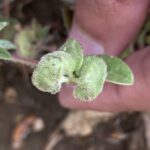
[0,40,16,49]
[0,22,8,31]
[0,48,11,59]
[73,56,107,101]
[101,55,134,85]
[15,28,36,58]
[60,39,83,72]
[32,51,76,94]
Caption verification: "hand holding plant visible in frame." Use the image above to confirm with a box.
[59,0,150,111]
[0,0,150,112]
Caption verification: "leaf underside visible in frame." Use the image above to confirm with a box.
[0,40,16,49]
[0,48,11,59]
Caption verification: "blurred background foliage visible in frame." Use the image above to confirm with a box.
[0,0,149,150]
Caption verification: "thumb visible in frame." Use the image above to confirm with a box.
[69,0,150,55]
[59,46,150,112]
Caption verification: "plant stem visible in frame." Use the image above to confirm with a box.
[11,58,37,68]
[1,56,37,68]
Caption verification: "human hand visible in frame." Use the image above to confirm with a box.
[59,0,150,112]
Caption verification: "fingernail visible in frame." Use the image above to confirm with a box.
[69,22,104,55]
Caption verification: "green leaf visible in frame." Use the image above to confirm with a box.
[73,56,107,101]
[60,39,84,72]
[32,51,76,94]
[0,40,16,49]
[101,55,134,85]
[0,22,8,31]
[0,48,11,59]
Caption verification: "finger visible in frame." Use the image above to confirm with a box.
[70,0,150,55]
[59,46,150,112]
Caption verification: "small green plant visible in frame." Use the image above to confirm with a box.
[32,39,134,101]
